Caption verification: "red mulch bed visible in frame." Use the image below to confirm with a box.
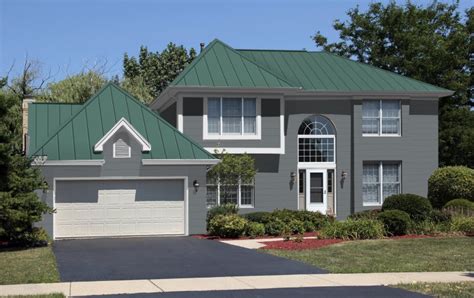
[193,231,319,241]
[261,238,344,250]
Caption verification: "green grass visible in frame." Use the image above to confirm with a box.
[266,237,473,273]
[0,246,60,285]
[396,282,474,298]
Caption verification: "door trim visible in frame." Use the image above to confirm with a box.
[305,169,327,213]
[52,176,189,240]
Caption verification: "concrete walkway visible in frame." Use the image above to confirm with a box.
[220,236,317,249]
[0,272,472,297]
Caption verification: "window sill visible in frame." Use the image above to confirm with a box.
[363,203,382,207]
[240,205,254,209]
[204,134,261,140]
[362,134,401,137]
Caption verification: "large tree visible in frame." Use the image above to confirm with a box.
[123,43,197,100]
[313,1,473,167]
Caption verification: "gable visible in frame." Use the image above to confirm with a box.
[30,83,216,161]
[94,117,151,152]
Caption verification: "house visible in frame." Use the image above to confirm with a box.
[25,39,452,239]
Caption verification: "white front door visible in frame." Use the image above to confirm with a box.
[305,169,327,213]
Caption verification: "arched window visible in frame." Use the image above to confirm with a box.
[298,116,335,163]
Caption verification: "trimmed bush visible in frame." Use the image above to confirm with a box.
[377,210,411,236]
[206,204,238,231]
[241,212,272,224]
[348,209,381,220]
[321,219,384,240]
[428,166,474,208]
[271,209,333,229]
[264,218,288,236]
[208,214,247,238]
[451,216,474,235]
[245,222,265,238]
[303,220,317,232]
[382,194,432,222]
[429,209,452,224]
[288,219,305,235]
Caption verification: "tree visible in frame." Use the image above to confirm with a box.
[313,1,473,167]
[123,43,197,100]
[207,150,256,204]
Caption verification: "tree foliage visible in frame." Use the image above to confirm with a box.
[123,43,196,100]
[313,1,473,167]
[207,150,257,203]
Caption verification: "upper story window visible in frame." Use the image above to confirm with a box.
[298,115,336,163]
[205,97,260,140]
[113,139,131,158]
[362,100,401,136]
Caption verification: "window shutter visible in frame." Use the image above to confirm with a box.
[114,139,130,158]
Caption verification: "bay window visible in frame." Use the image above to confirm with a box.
[362,100,401,136]
[363,162,401,206]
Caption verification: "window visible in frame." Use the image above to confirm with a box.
[362,100,400,136]
[363,162,401,206]
[206,178,255,208]
[113,139,131,158]
[205,97,259,139]
[298,115,336,163]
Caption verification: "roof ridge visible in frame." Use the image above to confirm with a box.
[31,102,83,105]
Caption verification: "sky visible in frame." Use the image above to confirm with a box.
[1,0,471,82]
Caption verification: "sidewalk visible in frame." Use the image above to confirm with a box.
[0,272,472,296]
[220,236,318,249]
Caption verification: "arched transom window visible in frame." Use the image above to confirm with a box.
[298,116,335,163]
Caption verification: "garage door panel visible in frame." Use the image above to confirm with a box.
[55,179,186,238]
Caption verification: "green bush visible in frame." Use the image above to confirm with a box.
[321,219,385,240]
[241,212,272,224]
[444,199,474,211]
[429,209,452,224]
[244,222,265,238]
[288,219,305,235]
[208,214,247,238]
[382,194,432,222]
[271,209,332,229]
[206,204,239,231]
[377,210,411,236]
[303,220,316,232]
[428,166,474,208]
[348,209,381,220]
[451,216,474,234]
[264,218,288,236]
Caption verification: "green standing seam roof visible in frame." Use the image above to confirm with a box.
[28,103,83,154]
[168,38,450,93]
[30,83,216,161]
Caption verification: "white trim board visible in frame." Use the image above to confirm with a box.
[32,160,105,166]
[94,118,151,152]
[204,147,284,154]
[142,159,219,165]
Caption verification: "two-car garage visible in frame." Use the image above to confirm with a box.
[53,178,187,239]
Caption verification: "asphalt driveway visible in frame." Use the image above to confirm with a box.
[53,237,325,282]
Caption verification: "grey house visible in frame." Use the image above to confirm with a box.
[25,39,452,239]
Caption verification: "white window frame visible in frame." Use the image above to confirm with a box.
[362,100,401,137]
[112,139,131,158]
[203,97,261,140]
[206,180,254,209]
[363,161,401,206]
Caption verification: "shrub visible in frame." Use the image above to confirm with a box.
[443,199,474,217]
[271,209,332,230]
[208,214,247,238]
[348,209,381,220]
[429,209,452,224]
[382,194,432,222]
[264,218,288,236]
[428,166,474,208]
[206,204,238,231]
[303,220,316,232]
[377,210,411,236]
[244,222,265,238]
[288,219,305,235]
[241,212,272,224]
[451,216,474,235]
[321,219,384,240]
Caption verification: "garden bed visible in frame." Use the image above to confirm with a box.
[261,238,344,250]
[193,231,319,240]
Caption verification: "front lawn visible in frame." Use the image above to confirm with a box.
[0,246,60,285]
[396,282,474,298]
[265,237,473,273]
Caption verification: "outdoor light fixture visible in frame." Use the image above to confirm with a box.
[290,172,297,184]
[341,171,348,179]
[193,180,200,192]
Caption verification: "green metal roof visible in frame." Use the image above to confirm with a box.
[30,83,216,160]
[168,38,449,93]
[28,103,82,154]
[170,39,293,88]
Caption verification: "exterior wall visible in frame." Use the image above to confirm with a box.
[36,127,209,236]
[352,99,438,213]
[182,97,281,148]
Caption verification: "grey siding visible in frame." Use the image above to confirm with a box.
[352,100,438,213]
[37,127,209,236]
[182,97,281,148]
[160,102,177,127]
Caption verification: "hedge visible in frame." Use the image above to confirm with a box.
[382,193,432,222]
[428,166,474,208]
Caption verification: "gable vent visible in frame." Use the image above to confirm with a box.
[113,139,131,158]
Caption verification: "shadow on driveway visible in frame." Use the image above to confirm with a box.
[53,237,325,282]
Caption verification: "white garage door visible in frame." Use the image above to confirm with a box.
[54,179,186,238]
